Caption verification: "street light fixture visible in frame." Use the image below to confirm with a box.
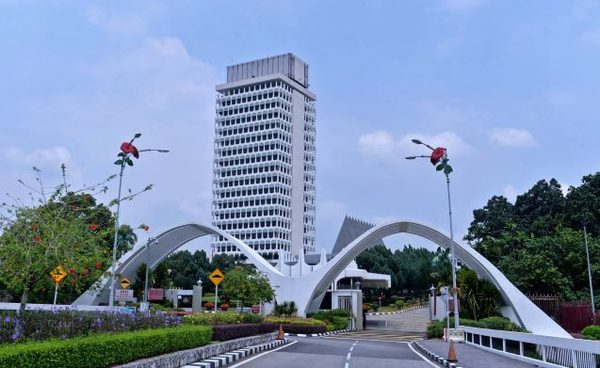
[108,133,169,309]
[406,139,460,332]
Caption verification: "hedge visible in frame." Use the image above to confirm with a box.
[427,317,526,338]
[279,324,327,335]
[183,313,264,326]
[582,325,600,340]
[212,323,277,341]
[0,325,212,368]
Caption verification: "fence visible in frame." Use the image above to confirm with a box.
[463,326,600,368]
[528,294,595,333]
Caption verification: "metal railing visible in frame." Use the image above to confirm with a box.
[463,326,600,368]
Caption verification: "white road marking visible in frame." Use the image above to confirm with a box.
[344,363,349,368]
[407,342,440,368]
[346,352,351,360]
[227,340,298,367]
[349,346,354,352]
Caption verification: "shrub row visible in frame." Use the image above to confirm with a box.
[183,312,264,326]
[306,309,350,331]
[426,316,526,338]
[264,317,327,327]
[0,325,211,368]
[212,323,276,341]
[0,309,181,344]
[280,324,327,335]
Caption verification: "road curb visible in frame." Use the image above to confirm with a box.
[367,304,428,316]
[284,328,353,338]
[410,341,463,368]
[186,339,290,368]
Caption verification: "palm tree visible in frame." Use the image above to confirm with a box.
[458,269,481,320]
[117,225,137,257]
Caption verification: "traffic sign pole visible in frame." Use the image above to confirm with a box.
[53,282,59,305]
[214,284,218,312]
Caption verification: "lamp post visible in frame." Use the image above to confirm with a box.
[108,134,169,309]
[584,224,596,320]
[406,139,460,331]
[143,237,157,308]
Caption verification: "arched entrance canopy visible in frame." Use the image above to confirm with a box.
[74,221,570,338]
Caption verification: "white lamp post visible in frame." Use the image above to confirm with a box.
[108,133,169,309]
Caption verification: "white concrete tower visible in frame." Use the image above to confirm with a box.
[211,53,316,260]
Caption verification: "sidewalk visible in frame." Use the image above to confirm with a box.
[417,339,537,368]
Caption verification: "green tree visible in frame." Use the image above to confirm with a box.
[220,266,274,307]
[0,167,114,313]
[116,225,137,257]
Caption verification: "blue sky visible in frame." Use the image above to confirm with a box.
[2,0,600,254]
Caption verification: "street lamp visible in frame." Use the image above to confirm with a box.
[143,237,157,307]
[108,133,169,309]
[406,139,460,331]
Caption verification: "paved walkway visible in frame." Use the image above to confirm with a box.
[418,339,537,368]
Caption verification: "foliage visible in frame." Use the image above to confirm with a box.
[0,167,116,312]
[265,317,327,327]
[204,302,215,309]
[457,269,499,320]
[356,244,450,299]
[306,310,350,331]
[163,250,237,293]
[465,174,600,301]
[395,300,407,309]
[581,325,600,340]
[427,316,526,338]
[221,303,230,311]
[273,301,297,317]
[426,320,444,338]
[116,225,137,257]
[0,309,181,344]
[278,323,327,334]
[183,312,264,326]
[220,266,275,306]
[0,325,211,368]
[212,323,276,341]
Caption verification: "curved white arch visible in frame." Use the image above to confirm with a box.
[73,223,282,306]
[74,220,569,338]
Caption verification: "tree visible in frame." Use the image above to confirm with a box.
[457,269,499,320]
[116,225,137,257]
[220,266,274,307]
[0,166,114,313]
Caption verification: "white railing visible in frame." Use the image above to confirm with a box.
[463,326,600,368]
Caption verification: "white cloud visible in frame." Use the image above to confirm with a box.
[357,130,472,163]
[438,0,484,11]
[317,200,347,222]
[4,147,72,166]
[84,2,165,37]
[503,184,519,203]
[489,128,537,147]
[357,131,394,160]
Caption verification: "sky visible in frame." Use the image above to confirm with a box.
[2,0,600,255]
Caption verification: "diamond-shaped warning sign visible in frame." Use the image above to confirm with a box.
[209,268,224,286]
[50,265,67,283]
[120,277,131,289]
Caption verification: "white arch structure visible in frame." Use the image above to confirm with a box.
[74,221,570,338]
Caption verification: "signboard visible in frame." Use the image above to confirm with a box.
[50,265,67,283]
[377,296,383,301]
[440,286,449,301]
[148,288,164,301]
[209,268,224,286]
[120,277,131,289]
[115,289,134,302]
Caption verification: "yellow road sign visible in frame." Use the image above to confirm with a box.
[120,277,131,289]
[209,268,224,286]
[50,265,67,283]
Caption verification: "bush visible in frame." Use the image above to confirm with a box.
[370,303,379,312]
[478,316,526,332]
[212,323,276,341]
[204,302,215,309]
[0,309,182,344]
[362,304,371,311]
[265,317,326,327]
[306,310,350,331]
[426,321,444,338]
[582,325,600,340]
[273,301,297,317]
[221,304,230,311]
[395,300,406,309]
[183,312,264,326]
[0,325,211,368]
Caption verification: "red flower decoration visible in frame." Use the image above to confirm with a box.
[144,225,149,232]
[69,268,75,274]
[30,225,37,230]
[83,268,89,275]
[90,224,98,232]
[95,262,102,269]
[33,236,41,242]
[71,205,76,211]
[72,280,78,286]
[430,147,446,165]
[120,142,140,159]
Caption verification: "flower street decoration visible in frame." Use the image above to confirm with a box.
[90,223,98,232]
[431,147,453,175]
[115,135,141,168]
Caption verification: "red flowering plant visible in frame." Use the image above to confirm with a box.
[114,133,142,168]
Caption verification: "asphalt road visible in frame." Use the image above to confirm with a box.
[228,337,436,368]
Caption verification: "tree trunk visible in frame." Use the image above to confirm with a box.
[18,289,29,316]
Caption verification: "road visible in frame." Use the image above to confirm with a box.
[228,336,436,368]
